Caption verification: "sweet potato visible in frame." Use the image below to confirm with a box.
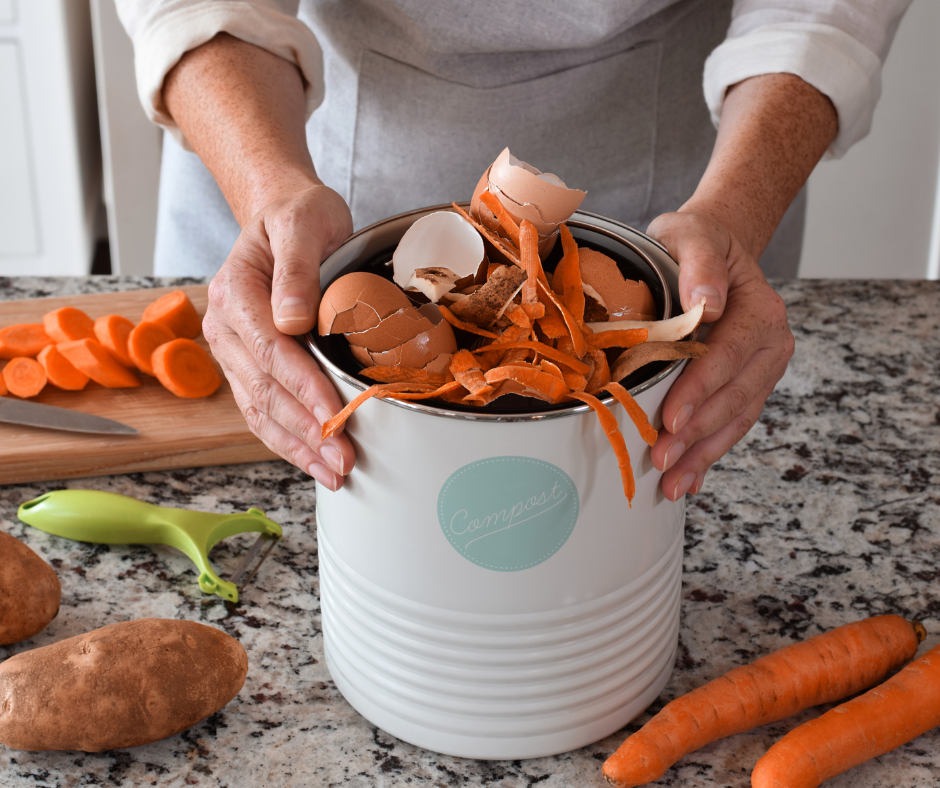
[0,530,61,646]
[0,618,248,751]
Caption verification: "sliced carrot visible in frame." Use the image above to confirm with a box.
[43,307,95,343]
[58,339,142,389]
[2,357,47,398]
[603,615,924,788]
[451,202,521,266]
[479,190,521,249]
[470,340,591,375]
[586,328,649,350]
[437,305,501,338]
[94,314,136,368]
[151,338,221,398]
[567,391,634,504]
[0,370,6,396]
[37,345,89,391]
[128,321,177,376]
[359,366,447,387]
[0,324,53,359]
[601,382,658,446]
[141,290,202,339]
[751,623,936,788]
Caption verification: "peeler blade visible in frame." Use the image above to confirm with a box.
[227,532,280,592]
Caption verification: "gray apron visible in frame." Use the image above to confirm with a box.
[154,0,804,278]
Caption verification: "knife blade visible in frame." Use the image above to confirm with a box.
[0,398,139,435]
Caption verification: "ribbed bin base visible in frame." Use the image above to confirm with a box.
[319,524,682,759]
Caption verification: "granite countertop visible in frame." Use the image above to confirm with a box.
[1,277,939,788]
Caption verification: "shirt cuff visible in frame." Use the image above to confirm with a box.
[704,22,882,159]
[134,1,324,150]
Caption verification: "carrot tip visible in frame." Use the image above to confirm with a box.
[913,620,927,643]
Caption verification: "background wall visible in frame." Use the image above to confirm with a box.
[799,0,940,280]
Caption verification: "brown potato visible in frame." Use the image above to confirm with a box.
[0,530,61,645]
[0,618,248,751]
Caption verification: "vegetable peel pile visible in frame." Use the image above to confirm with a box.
[318,149,708,502]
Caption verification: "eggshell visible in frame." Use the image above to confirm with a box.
[355,309,457,370]
[406,267,462,302]
[579,248,656,321]
[318,272,411,335]
[470,168,500,232]
[488,148,585,225]
[392,212,485,290]
[344,307,433,353]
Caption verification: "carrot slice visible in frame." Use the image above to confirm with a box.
[57,339,142,388]
[601,382,658,446]
[567,391,634,504]
[586,328,649,350]
[2,357,47,398]
[437,305,501,338]
[479,190,521,249]
[470,340,591,375]
[128,321,176,376]
[37,345,89,391]
[43,307,95,343]
[604,614,923,788]
[0,370,6,396]
[151,338,221,398]
[141,290,202,339]
[0,324,53,359]
[93,314,136,368]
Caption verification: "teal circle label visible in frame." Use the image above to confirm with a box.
[437,456,579,572]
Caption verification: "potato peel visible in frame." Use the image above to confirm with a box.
[610,340,708,383]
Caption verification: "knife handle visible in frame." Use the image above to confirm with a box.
[18,490,178,545]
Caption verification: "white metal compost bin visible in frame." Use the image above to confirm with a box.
[306,206,688,759]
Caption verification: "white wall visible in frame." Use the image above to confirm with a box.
[800,0,940,280]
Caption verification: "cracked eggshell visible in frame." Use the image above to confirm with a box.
[488,148,585,225]
[344,307,433,353]
[318,272,411,335]
[406,267,463,302]
[355,307,457,370]
[579,248,656,321]
[392,212,486,292]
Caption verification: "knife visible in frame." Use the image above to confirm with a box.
[0,398,139,435]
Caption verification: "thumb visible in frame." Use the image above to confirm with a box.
[266,188,354,337]
[647,212,730,322]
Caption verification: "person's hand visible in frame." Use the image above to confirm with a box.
[645,210,795,500]
[202,183,356,490]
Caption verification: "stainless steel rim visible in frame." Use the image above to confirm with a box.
[306,206,685,423]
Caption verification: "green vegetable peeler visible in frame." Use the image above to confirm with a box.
[17,490,282,603]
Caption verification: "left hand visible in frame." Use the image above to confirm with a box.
[645,210,795,500]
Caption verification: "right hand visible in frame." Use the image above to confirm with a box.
[202,183,356,490]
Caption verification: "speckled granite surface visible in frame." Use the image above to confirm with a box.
[1,277,939,788]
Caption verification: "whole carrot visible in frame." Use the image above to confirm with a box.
[751,625,936,788]
[602,615,922,787]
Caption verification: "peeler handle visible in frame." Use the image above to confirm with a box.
[18,490,180,544]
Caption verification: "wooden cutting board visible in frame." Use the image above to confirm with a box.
[0,285,278,485]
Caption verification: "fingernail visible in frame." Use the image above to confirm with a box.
[320,445,345,476]
[672,403,693,433]
[691,472,706,495]
[690,286,722,313]
[673,472,696,499]
[663,440,685,472]
[308,461,337,490]
[276,297,311,324]
[314,406,333,427]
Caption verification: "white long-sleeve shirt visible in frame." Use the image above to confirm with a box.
[117,0,911,160]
